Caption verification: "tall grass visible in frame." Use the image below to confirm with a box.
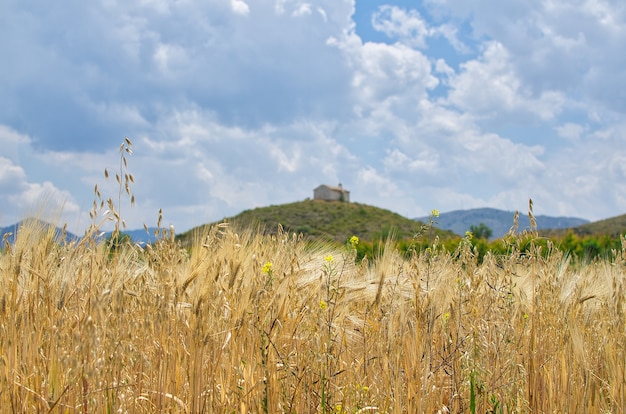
[1,141,625,412]
[1,217,625,412]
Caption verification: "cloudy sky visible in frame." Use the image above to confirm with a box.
[1,0,625,234]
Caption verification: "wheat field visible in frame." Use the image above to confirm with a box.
[1,213,625,413]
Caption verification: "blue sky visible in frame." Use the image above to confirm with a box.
[1,0,625,234]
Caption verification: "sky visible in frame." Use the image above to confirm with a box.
[1,0,626,234]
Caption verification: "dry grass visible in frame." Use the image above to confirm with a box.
[1,217,625,413]
[2,141,625,412]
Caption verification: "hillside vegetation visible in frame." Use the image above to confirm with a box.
[179,199,457,245]
[542,212,626,238]
[177,201,626,262]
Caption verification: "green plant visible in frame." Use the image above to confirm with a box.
[469,222,493,240]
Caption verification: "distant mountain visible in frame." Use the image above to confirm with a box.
[178,199,458,244]
[1,220,159,246]
[0,219,78,245]
[104,228,160,245]
[415,208,589,239]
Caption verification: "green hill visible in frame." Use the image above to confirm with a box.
[179,200,457,244]
[541,213,626,238]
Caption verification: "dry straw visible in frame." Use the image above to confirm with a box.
[1,141,625,412]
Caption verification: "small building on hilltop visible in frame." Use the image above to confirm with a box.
[313,184,350,202]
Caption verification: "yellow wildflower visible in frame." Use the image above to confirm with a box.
[262,261,272,275]
[325,255,334,263]
[349,235,359,248]
[431,209,440,218]
[320,299,328,311]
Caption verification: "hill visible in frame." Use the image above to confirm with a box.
[0,219,78,245]
[179,199,457,244]
[415,207,589,239]
[574,213,626,236]
[541,213,626,238]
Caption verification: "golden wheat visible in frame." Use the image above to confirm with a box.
[1,217,625,412]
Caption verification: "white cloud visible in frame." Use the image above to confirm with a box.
[231,0,250,15]
[609,156,626,182]
[11,182,79,215]
[432,23,471,53]
[292,3,312,17]
[2,0,626,232]
[357,166,402,199]
[0,125,31,146]
[0,155,79,227]
[372,5,431,48]
[447,41,564,120]
[153,42,190,75]
[427,0,626,113]
[434,58,454,76]
[383,148,440,174]
[333,36,438,112]
[317,7,328,22]
[0,125,32,164]
[0,157,28,194]
[556,123,586,141]
[371,5,468,52]
[269,144,302,173]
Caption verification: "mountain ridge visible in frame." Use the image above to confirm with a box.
[415,207,589,239]
[0,220,159,245]
[4,205,623,248]
[0,219,78,245]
